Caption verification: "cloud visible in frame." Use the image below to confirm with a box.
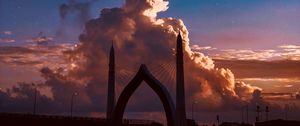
[26,37,54,45]
[191,45,217,51]
[206,49,279,61]
[278,44,300,49]
[296,93,300,100]
[278,45,300,60]
[1,0,259,115]
[194,44,300,61]
[0,83,57,113]
[214,59,300,79]
[0,38,15,43]
[68,0,260,111]
[238,78,300,83]
[56,0,100,42]
[262,92,294,100]
[0,31,15,43]
[219,49,278,60]
[2,31,12,35]
[0,44,74,70]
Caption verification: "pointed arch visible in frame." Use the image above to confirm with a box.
[112,64,175,126]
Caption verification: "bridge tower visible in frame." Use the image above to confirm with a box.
[106,43,115,120]
[176,33,187,126]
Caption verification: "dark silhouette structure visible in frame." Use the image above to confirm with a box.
[33,84,37,115]
[70,92,78,117]
[2,33,190,126]
[112,64,176,126]
[256,105,260,122]
[107,43,116,120]
[255,119,300,126]
[0,113,163,126]
[265,106,269,121]
[112,33,187,126]
[219,122,252,126]
[176,33,187,126]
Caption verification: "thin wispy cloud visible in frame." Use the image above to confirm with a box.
[0,44,75,70]
[191,45,217,51]
[0,31,15,43]
[237,78,300,83]
[2,31,13,35]
[214,59,300,79]
[192,44,300,61]
[0,38,15,43]
[278,44,300,49]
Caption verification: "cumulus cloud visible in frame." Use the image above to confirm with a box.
[67,0,259,111]
[1,0,260,116]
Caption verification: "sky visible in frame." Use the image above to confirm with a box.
[1,0,300,48]
[1,0,300,124]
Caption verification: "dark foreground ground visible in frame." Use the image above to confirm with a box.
[255,119,300,126]
[0,113,163,126]
[219,119,300,126]
[2,113,299,126]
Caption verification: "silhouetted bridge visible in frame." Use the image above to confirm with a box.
[0,113,163,126]
[1,34,197,126]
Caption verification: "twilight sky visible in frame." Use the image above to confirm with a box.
[1,0,300,124]
[2,0,300,48]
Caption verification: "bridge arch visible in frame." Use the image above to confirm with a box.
[112,64,175,126]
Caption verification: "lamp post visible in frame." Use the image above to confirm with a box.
[32,83,37,115]
[70,92,78,117]
[265,106,269,121]
[256,105,261,122]
[242,104,248,123]
[246,104,249,123]
[242,105,244,123]
[192,101,198,121]
[217,115,220,126]
[285,104,289,120]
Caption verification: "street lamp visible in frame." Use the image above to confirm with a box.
[246,104,249,123]
[217,115,220,126]
[70,92,78,117]
[285,104,289,120]
[32,83,37,115]
[256,105,261,122]
[265,106,269,121]
[192,100,198,120]
[241,104,249,123]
